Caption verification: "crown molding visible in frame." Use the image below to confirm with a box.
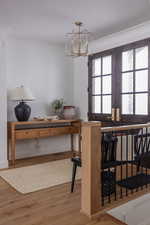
[90,20,150,54]
[96,20,150,42]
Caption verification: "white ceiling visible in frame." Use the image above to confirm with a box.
[1,0,150,43]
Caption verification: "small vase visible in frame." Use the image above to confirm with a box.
[63,106,76,120]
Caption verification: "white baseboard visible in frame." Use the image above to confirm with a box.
[0,160,8,169]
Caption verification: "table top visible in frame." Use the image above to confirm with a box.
[8,119,81,126]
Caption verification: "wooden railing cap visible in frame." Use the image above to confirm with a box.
[101,123,150,133]
[82,121,101,127]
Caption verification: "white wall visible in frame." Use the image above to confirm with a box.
[3,20,150,166]
[0,40,8,168]
[73,21,150,119]
[73,57,88,119]
[6,38,74,159]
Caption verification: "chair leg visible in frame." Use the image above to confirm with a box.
[71,162,77,193]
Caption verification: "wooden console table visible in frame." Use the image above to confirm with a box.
[8,119,81,166]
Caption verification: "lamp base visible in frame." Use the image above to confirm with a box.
[15,101,31,121]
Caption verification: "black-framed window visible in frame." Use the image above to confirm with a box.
[88,38,150,123]
[121,46,149,115]
[92,55,112,114]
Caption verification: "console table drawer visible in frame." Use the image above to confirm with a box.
[15,130,39,139]
[47,126,79,136]
[39,129,51,137]
[15,127,79,140]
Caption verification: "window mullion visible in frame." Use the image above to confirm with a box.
[133,49,135,115]
[148,43,150,117]
[101,57,103,113]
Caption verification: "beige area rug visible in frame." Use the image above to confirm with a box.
[0,159,81,194]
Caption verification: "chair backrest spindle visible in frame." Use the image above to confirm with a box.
[102,134,118,164]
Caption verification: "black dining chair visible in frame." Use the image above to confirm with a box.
[71,133,123,194]
[133,132,150,169]
[117,131,150,190]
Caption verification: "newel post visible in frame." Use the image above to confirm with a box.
[81,121,102,218]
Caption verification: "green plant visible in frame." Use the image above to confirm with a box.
[51,99,64,113]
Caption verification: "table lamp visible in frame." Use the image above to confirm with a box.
[9,85,35,121]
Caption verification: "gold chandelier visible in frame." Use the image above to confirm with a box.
[65,22,90,57]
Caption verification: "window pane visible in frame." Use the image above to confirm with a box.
[92,96,101,113]
[122,72,133,93]
[102,55,111,75]
[102,95,111,114]
[122,50,133,72]
[92,77,101,94]
[135,46,148,69]
[135,70,148,92]
[93,58,101,76]
[122,94,133,114]
[102,75,111,94]
[135,94,148,115]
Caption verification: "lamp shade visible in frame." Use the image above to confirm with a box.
[9,86,35,101]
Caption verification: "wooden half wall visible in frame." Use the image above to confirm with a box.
[81,122,102,218]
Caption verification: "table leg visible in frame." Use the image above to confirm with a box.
[12,139,16,167]
[70,134,74,157]
[11,125,16,167]
[78,133,81,158]
[7,136,9,161]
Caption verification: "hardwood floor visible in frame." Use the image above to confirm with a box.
[0,152,124,225]
[0,179,122,225]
